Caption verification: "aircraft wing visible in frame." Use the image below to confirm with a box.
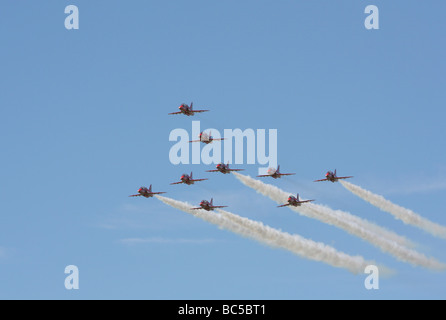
[298,200,315,204]
[191,207,204,210]
[228,169,244,172]
[256,174,272,178]
[191,110,209,114]
[277,203,290,208]
[314,178,329,182]
[337,176,353,180]
[168,111,183,115]
[170,181,184,185]
[206,170,220,172]
[191,178,208,182]
[189,140,202,143]
[210,206,228,209]
[129,194,143,197]
[277,173,296,177]
[151,192,167,195]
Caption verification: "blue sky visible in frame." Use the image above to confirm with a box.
[1,1,445,299]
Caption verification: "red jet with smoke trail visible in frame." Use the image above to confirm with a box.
[257,165,296,179]
[206,162,244,174]
[191,198,228,211]
[129,185,166,198]
[189,131,225,144]
[170,172,208,185]
[277,193,315,207]
[168,102,209,116]
[314,169,353,183]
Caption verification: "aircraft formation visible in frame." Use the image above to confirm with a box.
[129,102,353,211]
[126,102,446,274]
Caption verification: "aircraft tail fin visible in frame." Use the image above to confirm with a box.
[296,193,299,201]
[148,185,152,193]
[210,198,213,206]
[190,102,193,110]
[190,171,193,179]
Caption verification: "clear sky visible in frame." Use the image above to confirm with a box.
[1,1,445,299]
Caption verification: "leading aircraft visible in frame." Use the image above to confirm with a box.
[189,131,225,144]
[191,198,228,211]
[129,185,166,198]
[277,193,315,207]
[170,172,208,185]
[168,102,209,116]
[206,162,244,174]
[314,169,353,183]
[257,165,296,179]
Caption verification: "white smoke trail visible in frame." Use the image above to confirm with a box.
[155,195,373,274]
[233,173,446,270]
[233,172,413,248]
[340,180,446,240]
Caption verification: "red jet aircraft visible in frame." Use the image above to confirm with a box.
[314,169,353,183]
[129,185,166,198]
[170,172,208,185]
[189,131,225,144]
[257,165,296,179]
[168,102,209,116]
[191,198,228,211]
[277,193,315,207]
[206,162,244,174]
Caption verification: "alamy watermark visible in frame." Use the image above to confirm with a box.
[64,5,79,30]
[364,265,379,290]
[364,5,379,30]
[64,5,379,31]
[169,121,277,176]
[64,265,79,290]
